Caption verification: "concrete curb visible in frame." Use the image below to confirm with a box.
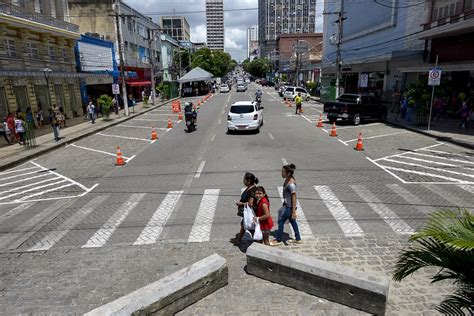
[0,98,178,172]
[85,253,228,316]
[246,243,389,315]
[385,119,474,150]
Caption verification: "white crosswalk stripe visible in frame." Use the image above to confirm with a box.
[351,185,414,235]
[28,196,109,251]
[82,193,146,248]
[277,187,314,239]
[188,189,220,242]
[133,191,183,245]
[314,185,364,237]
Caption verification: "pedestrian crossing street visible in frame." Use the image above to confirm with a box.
[0,183,472,252]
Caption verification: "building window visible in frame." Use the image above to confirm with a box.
[4,39,17,58]
[34,0,44,14]
[49,46,57,61]
[62,48,69,61]
[26,43,39,60]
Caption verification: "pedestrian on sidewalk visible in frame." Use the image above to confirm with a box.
[87,100,96,124]
[112,97,119,115]
[36,109,44,129]
[253,186,274,246]
[26,107,35,129]
[14,114,25,145]
[457,100,472,129]
[271,163,302,246]
[58,106,66,127]
[1,117,12,144]
[6,112,16,143]
[49,107,60,141]
[234,172,258,245]
[295,93,303,114]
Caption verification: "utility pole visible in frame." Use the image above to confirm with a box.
[148,29,160,106]
[324,7,345,98]
[113,0,129,116]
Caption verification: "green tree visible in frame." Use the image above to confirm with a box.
[391,209,474,314]
[191,48,234,78]
[97,94,113,120]
[246,58,270,78]
[173,49,192,74]
[242,58,250,73]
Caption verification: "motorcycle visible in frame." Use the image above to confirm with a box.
[256,95,262,105]
[185,110,197,133]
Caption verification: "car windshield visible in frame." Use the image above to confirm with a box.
[221,85,228,88]
[338,95,360,103]
[230,105,254,114]
[285,87,293,92]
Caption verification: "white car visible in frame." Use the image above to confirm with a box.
[227,101,264,133]
[236,83,247,92]
[284,86,310,101]
[220,84,230,93]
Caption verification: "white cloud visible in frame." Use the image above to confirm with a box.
[190,24,207,43]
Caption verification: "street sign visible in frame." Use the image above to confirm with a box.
[112,83,120,95]
[428,68,441,86]
[359,73,368,88]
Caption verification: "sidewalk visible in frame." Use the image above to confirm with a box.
[0,99,176,172]
[385,111,474,150]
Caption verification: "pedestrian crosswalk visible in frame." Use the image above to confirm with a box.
[0,183,472,252]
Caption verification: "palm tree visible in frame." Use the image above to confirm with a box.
[392,209,474,314]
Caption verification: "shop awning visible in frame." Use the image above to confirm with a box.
[126,81,152,86]
[399,62,474,73]
[178,67,213,83]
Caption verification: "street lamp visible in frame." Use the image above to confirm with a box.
[41,68,52,110]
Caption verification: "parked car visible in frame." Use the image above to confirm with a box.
[323,94,388,125]
[284,86,310,101]
[236,83,247,92]
[220,84,230,93]
[227,101,264,133]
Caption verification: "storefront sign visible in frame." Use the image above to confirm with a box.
[428,68,441,86]
[359,73,368,88]
[112,83,120,95]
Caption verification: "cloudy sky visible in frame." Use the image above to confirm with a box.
[124,0,323,62]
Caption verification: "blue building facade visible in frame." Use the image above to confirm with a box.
[75,35,118,106]
[322,0,429,101]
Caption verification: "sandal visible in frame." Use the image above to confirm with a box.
[288,239,302,244]
[269,240,282,246]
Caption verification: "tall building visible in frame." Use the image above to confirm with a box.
[258,0,317,57]
[247,25,259,59]
[0,0,83,120]
[69,0,162,100]
[160,16,191,41]
[206,0,224,51]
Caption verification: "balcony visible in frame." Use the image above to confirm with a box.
[0,3,79,33]
[420,9,474,39]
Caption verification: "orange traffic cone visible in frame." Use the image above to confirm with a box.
[354,133,364,151]
[300,107,304,113]
[167,117,173,129]
[329,123,337,137]
[317,114,323,128]
[151,126,158,140]
[197,100,201,107]
[178,112,183,120]
[287,100,292,108]
[115,146,125,166]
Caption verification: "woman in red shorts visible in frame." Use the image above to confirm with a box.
[254,186,274,245]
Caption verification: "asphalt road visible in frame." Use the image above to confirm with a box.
[0,83,472,314]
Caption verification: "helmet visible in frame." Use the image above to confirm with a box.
[184,102,190,106]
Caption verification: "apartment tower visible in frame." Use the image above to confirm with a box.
[205,0,224,50]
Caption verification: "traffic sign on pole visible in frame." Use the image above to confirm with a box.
[112,83,120,95]
[428,68,441,86]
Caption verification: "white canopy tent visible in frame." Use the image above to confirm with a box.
[178,67,214,97]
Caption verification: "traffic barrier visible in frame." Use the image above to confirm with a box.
[354,133,364,151]
[330,123,337,137]
[115,146,125,166]
[151,126,158,140]
[246,243,389,315]
[85,254,228,316]
[178,112,183,120]
[167,117,173,129]
[317,114,323,128]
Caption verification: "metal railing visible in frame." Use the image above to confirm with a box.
[0,3,79,33]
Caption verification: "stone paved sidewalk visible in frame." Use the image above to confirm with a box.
[0,99,176,172]
[0,236,452,315]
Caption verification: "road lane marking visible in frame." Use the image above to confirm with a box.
[269,132,274,140]
[0,167,39,176]
[67,144,132,160]
[383,158,474,179]
[188,189,220,243]
[0,177,60,196]
[133,191,183,245]
[2,169,44,181]
[374,142,444,161]
[300,115,313,124]
[341,131,409,144]
[28,195,109,251]
[97,132,153,142]
[30,161,92,192]
[387,184,435,215]
[0,180,68,201]
[218,119,222,125]
[457,184,474,194]
[351,185,414,235]
[82,193,146,248]
[195,161,206,178]
[313,185,364,237]
[211,134,216,142]
[336,123,382,130]
[367,157,407,184]
[383,166,470,183]
[423,184,471,208]
[278,187,314,240]
[0,200,65,250]
[132,118,170,122]
[394,155,457,167]
[0,173,50,188]
[409,152,474,165]
[338,139,349,146]
[281,158,288,165]
[119,125,169,130]
[18,183,75,201]
[0,203,34,224]
[420,149,472,158]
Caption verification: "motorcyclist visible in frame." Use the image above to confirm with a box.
[184,102,197,127]
[255,89,263,104]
